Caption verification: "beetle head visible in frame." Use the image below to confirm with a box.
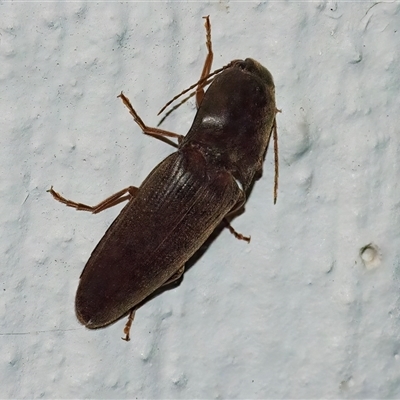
[232,58,275,93]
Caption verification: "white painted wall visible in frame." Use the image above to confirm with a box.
[1,2,399,398]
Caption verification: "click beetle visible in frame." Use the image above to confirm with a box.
[49,16,279,341]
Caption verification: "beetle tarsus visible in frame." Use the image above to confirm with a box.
[122,309,136,342]
[224,219,251,243]
[118,92,183,143]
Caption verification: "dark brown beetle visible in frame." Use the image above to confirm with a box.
[49,16,279,341]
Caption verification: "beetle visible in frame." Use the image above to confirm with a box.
[49,16,279,341]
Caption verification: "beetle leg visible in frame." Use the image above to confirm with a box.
[122,308,136,342]
[196,15,214,108]
[121,266,184,341]
[118,92,184,145]
[221,190,251,242]
[162,266,185,286]
[223,218,251,243]
[47,185,139,214]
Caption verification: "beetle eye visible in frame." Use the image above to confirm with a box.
[235,61,247,70]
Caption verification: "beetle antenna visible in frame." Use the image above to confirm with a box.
[157,76,214,127]
[273,118,279,204]
[273,108,281,204]
[157,62,234,116]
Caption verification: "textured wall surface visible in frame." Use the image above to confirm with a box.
[1,1,400,398]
